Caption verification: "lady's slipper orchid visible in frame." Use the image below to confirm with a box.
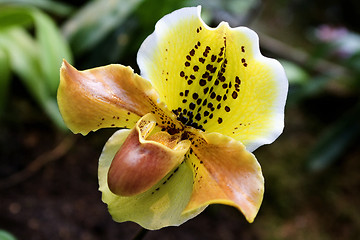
[57,6,288,230]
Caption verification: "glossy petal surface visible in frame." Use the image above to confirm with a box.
[108,114,191,196]
[137,6,288,151]
[183,130,264,222]
[99,128,206,230]
[58,60,180,135]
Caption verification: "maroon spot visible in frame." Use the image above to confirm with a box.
[202,72,209,78]
[195,113,201,121]
[232,91,238,99]
[211,55,216,62]
[202,99,207,106]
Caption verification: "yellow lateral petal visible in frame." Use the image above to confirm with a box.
[58,60,181,135]
[183,130,264,222]
[137,6,288,151]
[98,128,206,230]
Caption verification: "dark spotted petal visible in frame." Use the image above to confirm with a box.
[137,6,288,151]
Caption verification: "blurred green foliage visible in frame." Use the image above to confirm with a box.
[0,229,17,240]
[0,3,72,129]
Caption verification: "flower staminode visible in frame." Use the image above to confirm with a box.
[57,6,288,230]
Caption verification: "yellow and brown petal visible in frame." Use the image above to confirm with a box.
[58,60,182,135]
[183,130,264,223]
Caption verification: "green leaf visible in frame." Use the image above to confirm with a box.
[0,0,74,16]
[0,7,32,29]
[0,47,11,115]
[0,28,67,130]
[0,6,72,129]
[279,60,309,85]
[0,230,17,240]
[0,6,73,95]
[31,8,73,94]
[0,28,44,100]
[62,0,145,55]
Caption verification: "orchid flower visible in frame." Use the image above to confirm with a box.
[57,6,288,230]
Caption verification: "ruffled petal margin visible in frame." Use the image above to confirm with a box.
[98,128,206,230]
[183,130,264,222]
[137,6,288,151]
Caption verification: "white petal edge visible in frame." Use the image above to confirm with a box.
[137,6,288,152]
[232,26,288,151]
[137,6,202,82]
[233,27,288,152]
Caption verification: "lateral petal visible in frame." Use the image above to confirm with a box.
[98,128,205,230]
[183,130,264,222]
[137,6,288,151]
[58,60,180,135]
